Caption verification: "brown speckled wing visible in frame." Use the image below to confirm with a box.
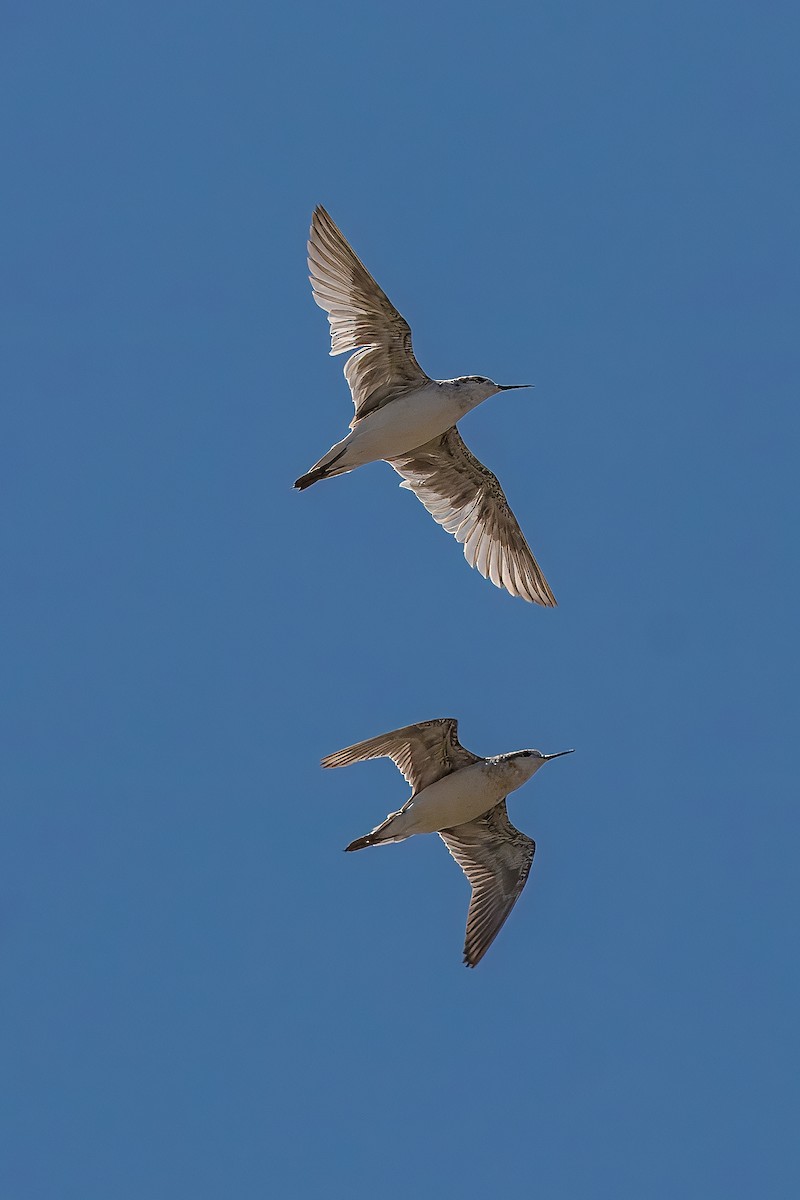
[390,427,556,606]
[321,718,478,795]
[308,206,430,424]
[439,799,536,967]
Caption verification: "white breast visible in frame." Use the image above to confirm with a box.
[390,761,517,837]
[346,383,467,465]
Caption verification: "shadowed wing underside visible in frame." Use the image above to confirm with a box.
[308,206,431,425]
[390,427,557,606]
[440,799,536,967]
[321,718,478,795]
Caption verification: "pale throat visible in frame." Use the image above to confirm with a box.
[439,379,490,418]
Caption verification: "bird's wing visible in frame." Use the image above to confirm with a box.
[389,427,557,606]
[321,718,479,795]
[439,800,536,968]
[308,206,431,425]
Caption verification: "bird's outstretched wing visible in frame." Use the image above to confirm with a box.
[389,427,556,606]
[439,800,536,968]
[321,718,478,795]
[308,206,431,425]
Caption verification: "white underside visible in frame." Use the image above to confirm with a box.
[382,761,522,839]
[321,383,470,473]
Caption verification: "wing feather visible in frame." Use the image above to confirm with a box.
[439,800,536,967]
[321,718,479,795]
[308,206,430,423]
[391,427,557,606]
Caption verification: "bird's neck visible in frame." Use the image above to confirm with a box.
[484,756,529,792]
[438,379,490,417]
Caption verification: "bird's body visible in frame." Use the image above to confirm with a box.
[296,206,557,606]
[322,718,573,966]
[348,756,534,843]
[296,378,480,486]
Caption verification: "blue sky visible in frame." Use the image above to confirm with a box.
[2,1,799,1196]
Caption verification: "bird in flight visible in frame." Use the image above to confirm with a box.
[323,718,573,967]
[296,206,557,606]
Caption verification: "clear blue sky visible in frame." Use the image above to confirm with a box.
[2,2,798,1196]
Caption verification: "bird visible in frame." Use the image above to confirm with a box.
[322,717,573,967]
[296,206,557,606]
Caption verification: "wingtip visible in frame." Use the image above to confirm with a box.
[311,203,333,230]
[309,205,331,243]
[523,577,558,607]
[519,589,557,607]
[321,749,349,769]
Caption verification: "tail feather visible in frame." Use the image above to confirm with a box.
[345,809,410,852]
[294,443,349,491]
[345,832,377,852]
[294,466,327,491]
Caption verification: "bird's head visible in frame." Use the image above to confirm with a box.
[510,747,574,783]
[453,376,532,407]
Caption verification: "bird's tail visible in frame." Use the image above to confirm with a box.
[345,831,380,852]
[293,442,349,491]
[294,466,326,491]
[345,810,410,852]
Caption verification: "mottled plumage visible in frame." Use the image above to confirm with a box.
[297,207,557,607]
[391,428,556,605]
[307,206,429,422]
[323,718,573,967]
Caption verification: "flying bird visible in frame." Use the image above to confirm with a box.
[296,206,557,606]
[323,718,573,967]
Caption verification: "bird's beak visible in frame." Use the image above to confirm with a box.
[543,749,575,760]
[498,384,532,391]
